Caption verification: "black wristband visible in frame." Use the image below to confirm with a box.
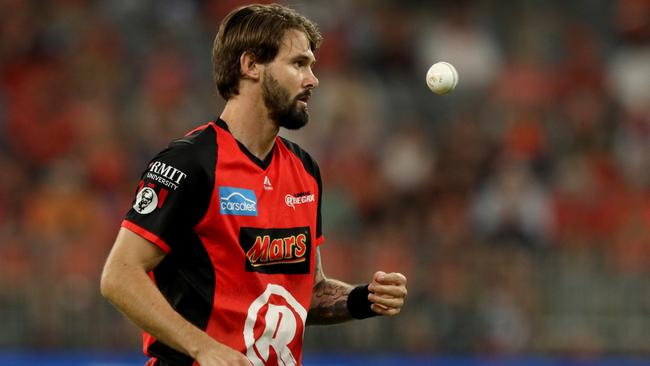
[347,285,378,319]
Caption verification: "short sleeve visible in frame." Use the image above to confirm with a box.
[122,127,216,253]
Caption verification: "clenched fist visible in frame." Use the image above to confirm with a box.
[367,271,407,316]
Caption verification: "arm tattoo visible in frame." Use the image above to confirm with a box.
[307,278,353,325]
[307,250,354,325]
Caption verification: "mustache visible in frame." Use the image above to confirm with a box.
[295,90,312,101]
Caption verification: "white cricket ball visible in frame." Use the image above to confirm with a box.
[426,61,458,95]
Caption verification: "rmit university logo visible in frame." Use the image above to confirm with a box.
[239,227,311,274]
[219,187,258,216]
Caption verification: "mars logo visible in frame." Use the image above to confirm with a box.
[134,187,158,214]
[239,227,311,274]
[244,284,306,366]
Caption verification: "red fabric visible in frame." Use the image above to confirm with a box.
[189,126,320,365]
[136,123,323,365]
[121,220,172,254]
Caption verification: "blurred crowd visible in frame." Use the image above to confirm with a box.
[1,0,649,356]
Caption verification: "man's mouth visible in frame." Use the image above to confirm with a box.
[297,92,311,106]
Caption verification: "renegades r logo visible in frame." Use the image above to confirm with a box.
[239,227,311,274]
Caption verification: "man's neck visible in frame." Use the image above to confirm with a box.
[219,95,279,161]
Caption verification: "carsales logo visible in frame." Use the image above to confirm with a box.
[219,186,258,216]
[284,192,315,209]
[244,284,306,366]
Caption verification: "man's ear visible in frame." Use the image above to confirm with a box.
[240,51,261,80]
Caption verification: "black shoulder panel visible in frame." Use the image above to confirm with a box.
[144,124,219,366]
[279,137,319,180]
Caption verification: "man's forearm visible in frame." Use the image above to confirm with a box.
[100,263,213,359]
[306,278,354,325]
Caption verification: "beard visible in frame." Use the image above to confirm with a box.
[262,72,310,130]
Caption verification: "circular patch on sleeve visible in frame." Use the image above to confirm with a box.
[133,187,158,214]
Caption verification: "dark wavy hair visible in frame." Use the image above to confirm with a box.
[212,3,322,100]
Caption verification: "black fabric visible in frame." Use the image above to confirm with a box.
[154,357,191,366]
[149,343,193,366]
[124,126,217,252]
[126,125,218,366]
[347,285,378,319]
[148,230,216,366]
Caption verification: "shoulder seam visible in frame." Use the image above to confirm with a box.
[279,137,318,179]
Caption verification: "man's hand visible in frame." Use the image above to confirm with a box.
[193,339,252,366]
[367,271,407,316]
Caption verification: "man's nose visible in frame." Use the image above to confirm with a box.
[304,69,319,89]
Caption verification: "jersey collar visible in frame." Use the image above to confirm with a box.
[215,118,275,170]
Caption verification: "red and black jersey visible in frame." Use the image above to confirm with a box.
[122,119,324,366]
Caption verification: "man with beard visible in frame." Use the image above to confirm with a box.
[100,4,407,366]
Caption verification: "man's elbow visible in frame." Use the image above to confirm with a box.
[99,263,120,301]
